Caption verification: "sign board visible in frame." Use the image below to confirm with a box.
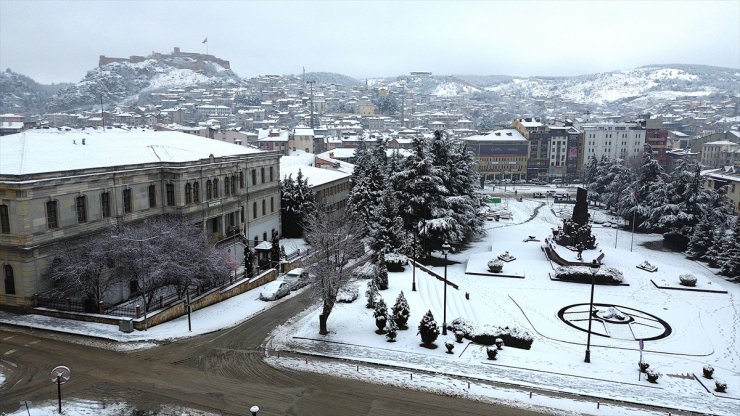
[489,197,502,204]
[50,365,71,384]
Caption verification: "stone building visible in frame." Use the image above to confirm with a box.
[0,128,281,308]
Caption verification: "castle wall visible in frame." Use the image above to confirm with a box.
[98,48,230,70]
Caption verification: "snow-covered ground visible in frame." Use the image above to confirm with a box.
[1,199,738,415]
[268,199,740,415]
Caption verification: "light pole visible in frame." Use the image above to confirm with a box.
[584,259,600,363]
[412,230,417,292]
[250,405,260,416]
[441,241,450,335]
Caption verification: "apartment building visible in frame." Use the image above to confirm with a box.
[578,122,645,170]
[463,129,529,182]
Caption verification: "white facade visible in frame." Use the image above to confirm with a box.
[579,122,645,168]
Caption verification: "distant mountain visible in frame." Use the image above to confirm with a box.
[301,72,361,87]
[0,69,72,114]
[47,58,242,112]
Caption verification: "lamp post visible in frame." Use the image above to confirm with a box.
[441,241,451,335]
[412,230,417,292]
[250,405,260,416]
[584,259,600,363]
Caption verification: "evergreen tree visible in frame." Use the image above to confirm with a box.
[391,291,411,329]
[270,230,280,265]
[620,152,665,231]
[365,279,378,309]
[244,248,254,279]
[686,185,735,261]
[719,219,740,279]
[347,138,386,231]
[373,297,388,331]
[584,155,599,187]
[367,186,404,255]
[417,310,440,346]
[374,259,389,290]
[280,170,315,237]
[663,164,709,250]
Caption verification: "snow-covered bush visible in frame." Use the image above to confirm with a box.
[365,280,378,309]
[336,285,359,303]
[374,260,389,290]
[384,252,407,272]
[487,259,503,273]
[679,274,697,287]
[352,262,377,280]
[495,338,504,350]
[715,379,727,393]
[646,368,660,383]
[385,319,398,342]
[373,298,388,332]
[445,341,455,354]
[471,325,534,350]
[417,310,439,346]
[486,347,498,360]
[449,317,475,338]
[703,364,714,379]
[553,266,624,284]
[391,291,411,329]
[454,330,465,343]
[639,361,650,373]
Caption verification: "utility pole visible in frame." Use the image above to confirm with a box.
[100,94,105,128]
[400,87,405,129]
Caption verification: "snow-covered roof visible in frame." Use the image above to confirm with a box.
[463,129,527,142]
[281,164,350,187]
[0,127,262,176]
[704,140,738,146]
[294,127,314,136]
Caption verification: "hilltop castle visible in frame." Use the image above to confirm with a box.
[99,47,230,70]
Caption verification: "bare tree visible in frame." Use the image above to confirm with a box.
[304,206,365,335]
[48,231,121,310]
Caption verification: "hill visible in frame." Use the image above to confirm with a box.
[0,69,72,114]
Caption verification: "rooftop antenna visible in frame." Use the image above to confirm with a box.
[307,80,316,129]
[302,66,305,84]
[400,86,405,129]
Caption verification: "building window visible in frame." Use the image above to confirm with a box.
[253,201,257,219]
[193,181,200,202]
[224,177,230,196]
[240,206,245,222]
[76,195,87,223]
[148,184,156,208]
[262,199,266,215]
[263,232,267,241]
[123,189,132,213]
[251,169,256,185]
[270,197,274,213]
[213,178,219,198]
[269,166,274,182]
[0,205,9,233]
[231,174,237,194]
[254,235,259,245]
[261,167,265,183]
[46,200,58,229]
[101,192,111,218]
[185,183,192,204]
[166,183,175,206]
[206,180,213,200]
[4,264,15,295]
[240,171,245,188]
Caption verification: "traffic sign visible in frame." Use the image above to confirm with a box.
[50,365,71,384]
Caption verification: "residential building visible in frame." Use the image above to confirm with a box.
[701,141,740,168]
[578,122,645,170]
[703,166,740,213]
[291,127,315,153]
[512,118,549,180]
[0,128,281,308]
[547,125,581,181]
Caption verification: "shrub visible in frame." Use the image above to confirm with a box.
[385,319,398,342]
[417,310,439,346]
[486,347,498,360]
[391,291,411,329]
[374,261,389,290]
[487,259,503,273]
[373,298,388,332]
[449,317,475,338]
[715,379,727,393]
[553,266,624,284]
[352,262,377,280]
[639,361,650,373]
[471,325,534,350]
[646,368,660,383]
[679,274,697,287]
[384,252,407,272]
[336,285,359,303]
[365,280,378,309]
[703,364,714,379]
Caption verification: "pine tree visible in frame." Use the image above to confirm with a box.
[417,310,439,346]
[391,291,411,329]
[280,170,315,237]
[367,186,404,255]
[385,318,398,341]
[720,219,740,280]
[365,279,378,309]
[374,259,389,290]
[373,297,388,331]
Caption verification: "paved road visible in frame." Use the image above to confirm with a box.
[0,290,544,416]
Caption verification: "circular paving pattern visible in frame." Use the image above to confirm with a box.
[558,303,672,341]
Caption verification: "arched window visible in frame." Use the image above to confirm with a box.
[231,174,237,194]
[4,264,15,295]
[0,204,10,233]
[193,181,200,202]
[239,171,245,188]
[185,183,192,204]
[206,180,213,200]
[213,178,219,198]
[224,177,230,196]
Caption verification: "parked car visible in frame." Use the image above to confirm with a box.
[259,280,291,301]
[282,267,311,290]
[533,192,546,198]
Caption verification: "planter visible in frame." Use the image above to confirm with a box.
[495,338,504,350]
[646,369,660,383]
[445,341,454,354]
[638,361,650,373]
[715,380,727,393]
[454,331,465,343]
[486,347,498,360]
[386,330,397,342]
[375,318,387,332]
[703,365,714,379]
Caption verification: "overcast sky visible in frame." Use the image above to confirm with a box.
[1,0,738,84]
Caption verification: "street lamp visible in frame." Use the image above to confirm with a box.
[412,230,417,292]
[441,241,451,335]
[250,405,260,416]
[584,259,600,363]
